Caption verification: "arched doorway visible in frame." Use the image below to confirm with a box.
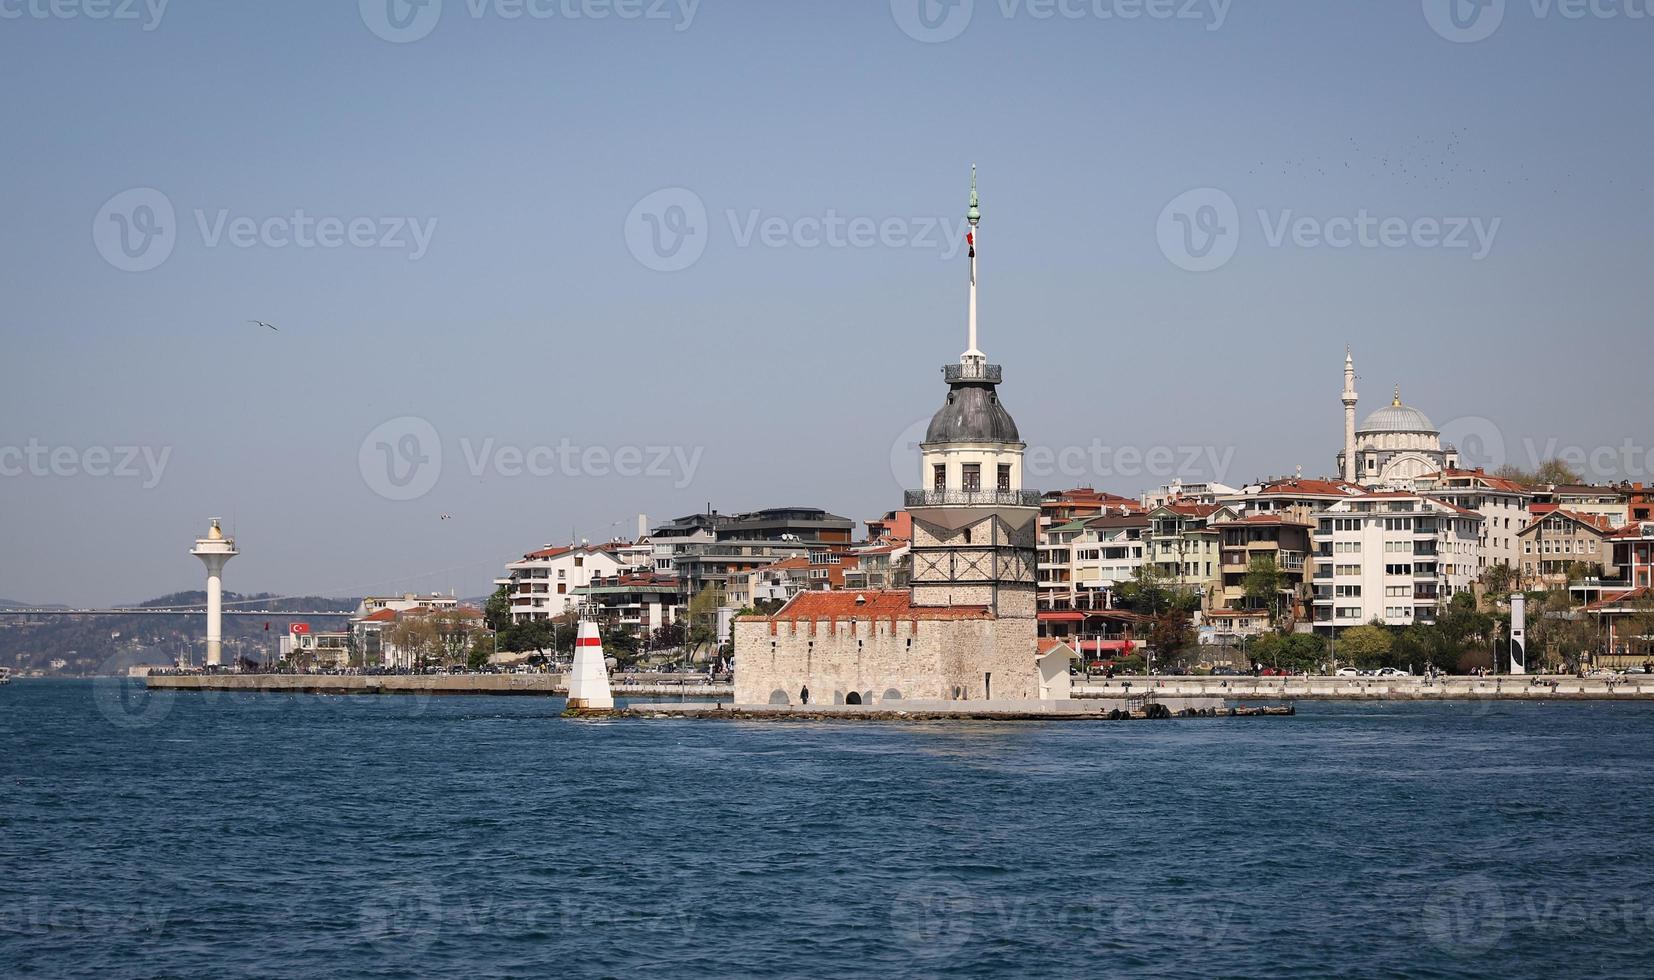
[845,692,863,705]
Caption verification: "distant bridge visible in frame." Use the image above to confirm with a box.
[0,608,354,619]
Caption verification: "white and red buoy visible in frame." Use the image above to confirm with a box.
[566,618,614,711]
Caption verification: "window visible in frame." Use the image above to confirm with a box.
[934,464,946,492]
[962,464,981,493]
[998,464,1011,493]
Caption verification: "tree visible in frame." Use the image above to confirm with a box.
[1617,594,1654,662]
[1495,460,1583,487]
[687,589,724,653]
[1243,556,1288,621]
[483,585,513,633]
[1338,624,1393,668]
[385,615,440,671]
[1481,564,1514,603]
[648,622,687,652]
[1147,611,1194,672]
[1120,564,1175,616]
[467,633,494,672]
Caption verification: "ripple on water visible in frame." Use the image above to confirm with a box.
[5,686,1654,977]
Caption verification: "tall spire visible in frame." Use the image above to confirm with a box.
[964,165,983,362]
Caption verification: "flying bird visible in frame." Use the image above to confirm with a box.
[249,320,278,332]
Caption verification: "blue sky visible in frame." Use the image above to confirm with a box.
[2,0,1651,605]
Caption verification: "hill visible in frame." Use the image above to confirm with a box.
[0,592,360,676]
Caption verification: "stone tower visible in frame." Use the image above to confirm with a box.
[905,169,1039,617]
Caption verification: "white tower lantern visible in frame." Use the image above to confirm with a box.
[190,519,238,668]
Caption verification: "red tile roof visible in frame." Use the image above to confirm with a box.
[1256,478,1364,497]
[1425,469,1531,494]
[744,590,993,622]
[1210,514,1314,529]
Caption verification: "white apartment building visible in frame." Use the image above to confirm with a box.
[1312,493,1484,633]
[1038,514,1148,610]
[1413,469,1531,575]
[496,543,646,624]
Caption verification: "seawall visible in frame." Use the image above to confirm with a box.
[1075,675,1654,701]
[144,674,730,698]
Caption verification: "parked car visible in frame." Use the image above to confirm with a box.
[1335,667,1363,677]
[1376,667,1411,677]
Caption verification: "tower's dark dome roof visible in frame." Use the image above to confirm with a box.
[926,384,1021,444]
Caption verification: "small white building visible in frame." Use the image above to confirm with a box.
[1311,493,1484,633]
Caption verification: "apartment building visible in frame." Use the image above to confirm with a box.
[1037,514,1149,611]
[495,544,644,624]
[1517,510,1615,588]
[1414,469,1530,575]
[1311,494,1484,633]
[1211,514,1314,618]
[1144,503,1234,602]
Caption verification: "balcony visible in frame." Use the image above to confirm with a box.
[906,490,1043,508]
[943,362,1003,384]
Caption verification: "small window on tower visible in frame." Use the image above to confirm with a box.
[998,464,1011,493]
[933,464,946,492]
[962,464,981,493]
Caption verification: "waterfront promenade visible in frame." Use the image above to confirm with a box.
[1076,675,1654,701]
[144,673,730,698]
[143,672,1654,701]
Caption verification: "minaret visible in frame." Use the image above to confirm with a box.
[1342,348,1359,482]
[190,519,238,668]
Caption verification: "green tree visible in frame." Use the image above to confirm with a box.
[1121,564,1175,616]
[1481,564,1514,603]
[1338,623,1394,669]
[467,633,494,672]
[483,584,513,633]
[1243,555,1288,621]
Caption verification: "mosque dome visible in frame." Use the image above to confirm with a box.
[1357,388,1437,435]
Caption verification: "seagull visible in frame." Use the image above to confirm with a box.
[249,320,278,332]
[440,514,453,521]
